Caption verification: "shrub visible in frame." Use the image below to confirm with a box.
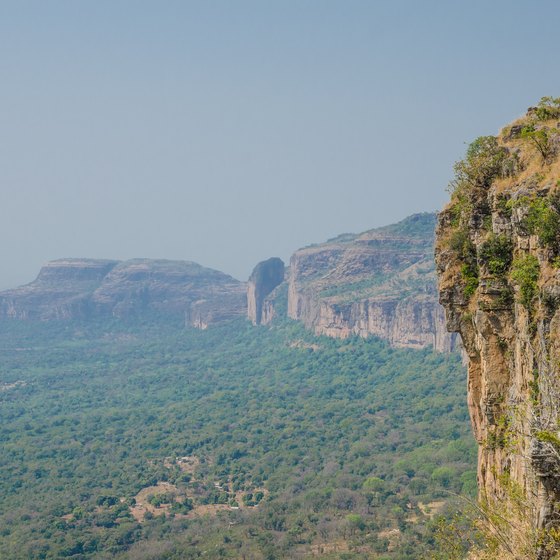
[449,229,479,298]
[170,499,193,514]
[479,234,513,276]
[449,136,512,194]
[448,190,473,226]
[497,287,514,307]
[147,492,174,507]
[431,466,456,488]
[432,472,560,559]
[511,255,540,308]
[524,196,560,248]
[532,96,560,121]
[521,125,559,164]
[462,265,479,298]
[449,229,475,260]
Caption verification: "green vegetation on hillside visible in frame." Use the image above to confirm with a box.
[373,212,437,240]
[0,317,474,559]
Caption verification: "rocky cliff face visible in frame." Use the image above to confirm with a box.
[247,257,285,325]
[435,99,560,556]
[0,258,246,326]
[287,213,457,351]
[0,259,119,320]
[4,217,457,351]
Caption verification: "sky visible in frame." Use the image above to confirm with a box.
[1,1,560,288]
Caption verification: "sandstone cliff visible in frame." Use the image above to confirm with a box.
[247,257,285,325]
[4,218,456,351]
[0,258,246,326]
[287,213,457,351]
[435,98,560,557]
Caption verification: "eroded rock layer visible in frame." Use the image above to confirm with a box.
[288,213,457,351]
[436,100,560,556]
[0,258,247,327]
[247,257,285,325]
[3,216,456,351]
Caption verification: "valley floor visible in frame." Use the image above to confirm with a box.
[0,317,475,559]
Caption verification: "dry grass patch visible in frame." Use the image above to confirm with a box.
[130,482,179,522]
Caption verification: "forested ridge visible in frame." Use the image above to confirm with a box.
[0,317,475,559]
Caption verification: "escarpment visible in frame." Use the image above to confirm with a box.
[288,213,457,351]
[2,217,454,351]
[0,258,247,326]
[435,98,560,557]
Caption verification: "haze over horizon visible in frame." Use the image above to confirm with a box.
[2,1,560,289]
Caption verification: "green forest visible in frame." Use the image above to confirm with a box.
[0,316,475,559]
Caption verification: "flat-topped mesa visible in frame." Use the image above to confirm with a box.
[0,259,119,320]
[35,258,119,285]
[247,257,285,325]
[435,98,560,557]
[1,214,462,349]
[90,259,246,322]
[0,258,247,325]
[288,213,457,351]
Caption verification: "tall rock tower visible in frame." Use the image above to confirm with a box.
[247,257,285,325]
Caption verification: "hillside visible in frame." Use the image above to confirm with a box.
[0,215,454,352]
[0,258,246,327]
[284,213,457,351]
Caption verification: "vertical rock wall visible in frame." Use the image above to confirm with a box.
[247,258,285,325]
[287,214,458,351]
[436,103,560,556]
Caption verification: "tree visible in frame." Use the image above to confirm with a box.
[521,125,559,164]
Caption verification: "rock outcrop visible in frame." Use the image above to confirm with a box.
[435,99,560,556]
[0,258,246,326]
[2,216,458,352]
[0,259,119,320]
[287,213,457,351]
[247,258,285,325]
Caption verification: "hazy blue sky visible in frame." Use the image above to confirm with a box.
[1,1,560,287]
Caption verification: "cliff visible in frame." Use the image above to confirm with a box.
[4,218,455,351]
[247,257,285,325]
[0,258,246,326]
[435,98,560,557]
[287,213,457,351]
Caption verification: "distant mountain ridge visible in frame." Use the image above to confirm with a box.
[282,213,456,351]
[1,213,456,351]
[0,258,246,327]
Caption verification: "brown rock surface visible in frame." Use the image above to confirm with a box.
[0,259,119,320]
[247,257,285,325]
[0,258,246,326]
[435,102,560,556]
[287,213,457,351]
[1,215,461,352]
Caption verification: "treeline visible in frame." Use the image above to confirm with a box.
[0,317,475,559]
